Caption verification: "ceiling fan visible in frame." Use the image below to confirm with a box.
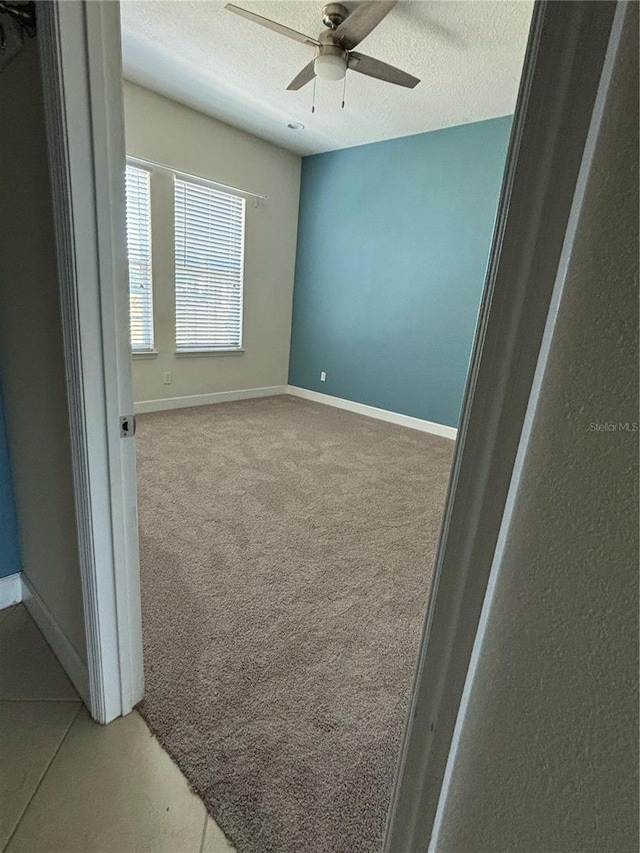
[225,1,420,91]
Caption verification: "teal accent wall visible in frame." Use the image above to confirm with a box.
[288,116,512,428]
[0,382,20,578]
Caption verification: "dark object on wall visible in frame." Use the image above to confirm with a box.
[0,1,35,73]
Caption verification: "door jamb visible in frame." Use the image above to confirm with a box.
[385,1,620,849]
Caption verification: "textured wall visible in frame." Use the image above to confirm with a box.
[124,82,301,403]
[432,7,639,851]
[0,39,86,658]
[0,383,20,580]
[288,117,511,428]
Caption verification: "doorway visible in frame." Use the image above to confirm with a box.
[32,1,624,851]
[119,3,530,849]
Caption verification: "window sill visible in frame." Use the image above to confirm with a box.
[132,350,158,360]
[175,349,245,358]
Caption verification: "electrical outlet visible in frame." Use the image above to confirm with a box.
[320,371,326,382]
[163,371,172,385]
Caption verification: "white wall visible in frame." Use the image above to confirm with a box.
[123,82,301,404]
[432,6,638,851]
[0,39,86,660]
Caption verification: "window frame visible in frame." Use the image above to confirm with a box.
[173,171,246,355]
[124,159,155,354]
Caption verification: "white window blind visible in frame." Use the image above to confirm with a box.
[174,177,245,352]
[125,163,154,351]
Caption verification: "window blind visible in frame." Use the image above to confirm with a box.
[125,164,154,351]
[174,177,245,352]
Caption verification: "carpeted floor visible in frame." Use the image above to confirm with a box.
[136,395,453,853]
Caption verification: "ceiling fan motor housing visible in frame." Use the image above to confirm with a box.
[316,8,348,82]
[321,3,349,29]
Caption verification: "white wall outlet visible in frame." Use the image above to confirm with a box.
[320,371,327,382]
[163,371,172,385]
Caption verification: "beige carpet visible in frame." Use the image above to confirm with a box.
[136,395,453,853]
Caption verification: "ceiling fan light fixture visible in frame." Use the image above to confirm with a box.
[226,3,421,93]
[314,52,347,81]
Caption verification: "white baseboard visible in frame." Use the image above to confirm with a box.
[287,386,458,440]
[21,574,91,706]
[134,382,457,439]
[0,572,22,610]
[134,385,288,415]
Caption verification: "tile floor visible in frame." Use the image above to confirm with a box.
[0,604,236,853]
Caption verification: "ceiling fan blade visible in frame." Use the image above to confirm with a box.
[348,51,420,88]
[225,4,320,47]
[287,61,316,91]
[332,1,397,50]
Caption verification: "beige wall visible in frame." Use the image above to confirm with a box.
[433,6,638,852]
[123,82,301,403]
[0,40,86,661]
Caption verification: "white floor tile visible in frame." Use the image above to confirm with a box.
[201,816,237,853]
[7,708,207,853]
[0,701,80,849]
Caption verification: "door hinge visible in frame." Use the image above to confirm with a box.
[119,415,136,438]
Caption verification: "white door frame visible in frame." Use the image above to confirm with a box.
[38,0,143,725]
[35,2,622,848]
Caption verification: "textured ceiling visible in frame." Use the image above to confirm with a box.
[120,1,533,156]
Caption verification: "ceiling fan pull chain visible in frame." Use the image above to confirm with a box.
[312,75,317,114]
[341,72,347,109]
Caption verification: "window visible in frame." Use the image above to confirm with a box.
[124,163,154,351]
[174,177,245,352]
